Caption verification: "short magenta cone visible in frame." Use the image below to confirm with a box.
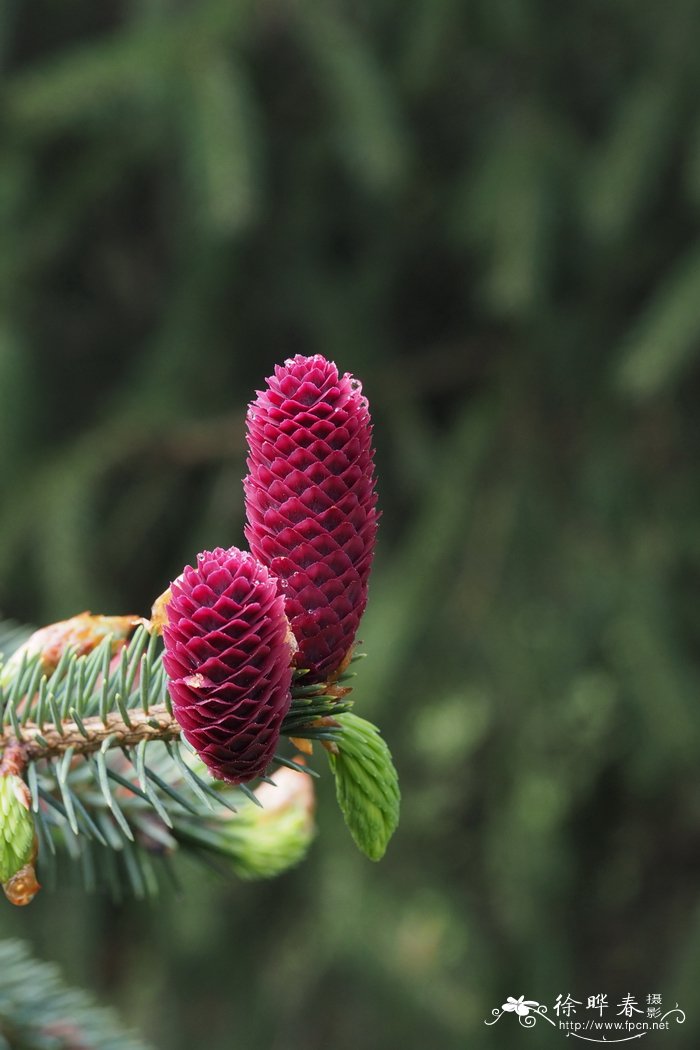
[162,547,294,783]
[244,355,378,681]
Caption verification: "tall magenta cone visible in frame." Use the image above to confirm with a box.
[162,547,294,783]
[244,355,378,681]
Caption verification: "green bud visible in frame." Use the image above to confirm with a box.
[220,766,316,879]
[0,773,35,883]
[327,712,400,861]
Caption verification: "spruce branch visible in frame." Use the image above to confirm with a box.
[0,622,353,759]
[0,619,362,901]
[0,610,398,903]
[1,704,182,763]
[0,356,401,905]
[0,939,151,1050]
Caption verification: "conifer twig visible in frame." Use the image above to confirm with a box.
[1,704,181,762]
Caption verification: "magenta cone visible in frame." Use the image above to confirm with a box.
[162,547,294,783]
[244,355,378,680]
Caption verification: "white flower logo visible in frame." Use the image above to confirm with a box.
[502,996,539,1017]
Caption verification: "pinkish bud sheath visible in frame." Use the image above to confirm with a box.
[1,613,143,689]
[244,355,378,681]
[162,547,294,784]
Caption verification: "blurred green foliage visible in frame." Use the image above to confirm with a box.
[2,0,700,1047]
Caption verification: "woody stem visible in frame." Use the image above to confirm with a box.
[1,704,181,763]
[0,678,349,765]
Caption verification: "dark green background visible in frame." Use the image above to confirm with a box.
[2,1,700,1046]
